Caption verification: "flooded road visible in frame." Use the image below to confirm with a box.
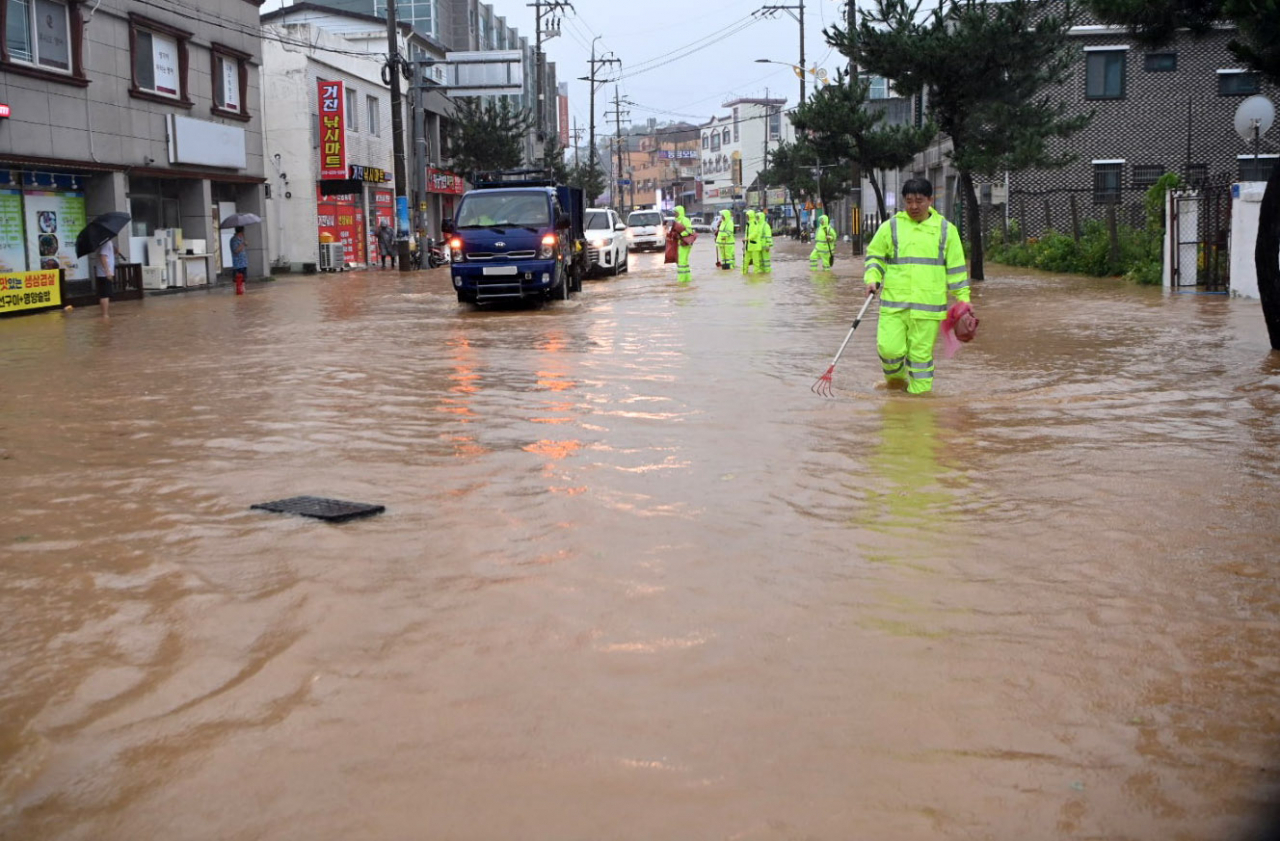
[2,239,1279,840]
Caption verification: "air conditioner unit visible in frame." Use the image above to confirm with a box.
[318,242,345,271]
[141,266,166,289]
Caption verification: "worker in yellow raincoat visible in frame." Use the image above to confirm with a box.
[809,213,836,270]
[759,212,774,273]
[715,208,735,270]
[863,178,972,395]
[673,205,696,283]
[742,210,764,275]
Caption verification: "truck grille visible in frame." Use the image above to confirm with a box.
[465,250,537,261]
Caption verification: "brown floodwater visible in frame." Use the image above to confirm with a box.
[2,240,1279,840]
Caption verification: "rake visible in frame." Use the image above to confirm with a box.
[811,286,879,398]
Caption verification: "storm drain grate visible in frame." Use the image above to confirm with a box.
[250,496,385,523]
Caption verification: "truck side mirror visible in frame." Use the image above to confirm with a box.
[441,219,455,234]
[556,214,570,230]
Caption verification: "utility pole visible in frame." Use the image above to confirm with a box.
[571,119,584,168]
[760,0,805,104]
[528,0,572,151]
[385,0,411,272]
[762,87,771,213]
[578,38,620,192]
[847,0,862,255]
[606,87,631,212]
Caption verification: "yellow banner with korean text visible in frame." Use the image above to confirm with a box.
[0,270,61,314]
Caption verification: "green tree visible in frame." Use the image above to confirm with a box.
[827,0,1091,279]
[1083,0,1280,349]
[789,71,936,221]
[540,135,570,183]
[760,139,818,227]
[444,97,535,178]
[568,154,607,206]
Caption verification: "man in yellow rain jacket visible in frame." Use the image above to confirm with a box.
[673,205,696,283]
[809,214,836,270]
[742,210,764,275]
[715,208,735,270]
[863,178,971,395]
[759,212,774,273]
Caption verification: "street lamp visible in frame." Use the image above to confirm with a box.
[755,58,829,102]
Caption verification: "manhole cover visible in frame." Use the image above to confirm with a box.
[250,496,385,523]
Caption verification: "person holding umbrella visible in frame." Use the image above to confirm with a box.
[75,211,130,318]
[220,212,261,294]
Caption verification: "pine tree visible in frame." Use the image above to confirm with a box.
[789,70,936,222]
[1084,0,1280,348]
[444,97,535,179]
[826,0,1090,279]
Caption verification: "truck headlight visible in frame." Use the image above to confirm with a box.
[449,237,464,263]
[539,233,557,260]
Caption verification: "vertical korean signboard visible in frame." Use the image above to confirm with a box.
[318,80,346,180]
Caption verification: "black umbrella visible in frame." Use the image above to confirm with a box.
[75,211,131,258]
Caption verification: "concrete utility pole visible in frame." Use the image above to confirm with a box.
[578,38,620,188]
[529,0,572,149]
[760,0,805,104]
[762,88,771,213]
[606,87,631,212]
[386,0,412,273]
[571,119,584,168]
[847,0,862,255]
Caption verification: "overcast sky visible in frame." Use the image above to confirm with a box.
[261,0,855,139]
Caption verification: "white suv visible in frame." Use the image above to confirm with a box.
[586,208,629,276]
[625,209,665,253]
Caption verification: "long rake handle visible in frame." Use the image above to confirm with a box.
[825,289,878,368]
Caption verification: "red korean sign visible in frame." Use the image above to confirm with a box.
[318,80,346,180]
[426,167,465,195]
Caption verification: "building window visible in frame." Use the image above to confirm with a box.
[733,107,739,143]
[1132,165,1164,187]
[4,0,71,72]
[1184,163,1207,185]
[702,133,709,149]
[768,109,781,141]
[1144,52,1176,72]
[1085,49,1126,99]
[1239,155,1277,182]
[211,44,250,121]
[1218,70,1260,96]
[346,87,358,131]
[367,95,379,135]
[1093,161,1124,204]
[710,133,720,152]
[867,74,893,99]
[130,15,191,106]
[721,128,730,145]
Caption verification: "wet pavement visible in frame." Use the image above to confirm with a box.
[2,239,1279,840]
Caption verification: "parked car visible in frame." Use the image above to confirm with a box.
[692,220,713,234]
[625,209,665,253]
[586,207,628,276]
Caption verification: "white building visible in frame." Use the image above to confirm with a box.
[699,97,791,220]
[260,4,454,268]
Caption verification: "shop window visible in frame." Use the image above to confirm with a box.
[130,14,191,107]
[1218,70,1260,96]
[1093,161,1123,204]
[346,87,358,132]
[1,0,85,84]
[211,45,250,121]
[1086,49,1126,100]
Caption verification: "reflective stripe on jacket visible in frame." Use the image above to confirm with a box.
[864,208,969,320]
[716,216,735,244]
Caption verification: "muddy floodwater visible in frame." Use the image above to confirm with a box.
[2,239,1279,840]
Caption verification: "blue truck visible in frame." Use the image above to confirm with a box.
[442,171,587,305]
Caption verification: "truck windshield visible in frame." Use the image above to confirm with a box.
[585,211,612,231]
[456,193,550,228]
[628,212,661,227]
